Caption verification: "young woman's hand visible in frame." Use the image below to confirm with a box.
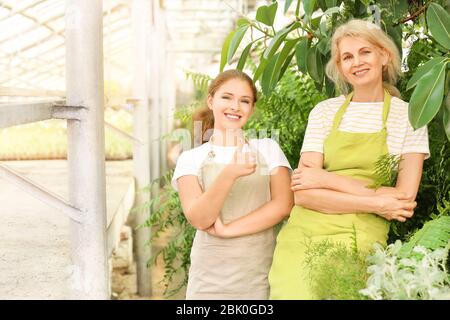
[373,193,417,222]
[291,166,330,191]
[205,217,232,238]
[223,149,257,180]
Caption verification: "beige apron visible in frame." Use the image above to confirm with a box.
[186,143,275,300]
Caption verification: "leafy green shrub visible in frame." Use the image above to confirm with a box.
[304,233,369,300]
[137,171,195,297]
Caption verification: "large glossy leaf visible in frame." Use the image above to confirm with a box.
[262,39,298,94]
[409,62,447,129]
[256,2,278,27]
[253,57,269,82]
[406,57,446,91]
[317,37,330,55]
[444,102,450,142]
[444,71,450,141]
[284,0,295,13]
[427,3,450,50]
[317,0,327,11]
[303,0,317,22]
[295,38,309,74]
[263,22,299,60]
[237,18,250,27]
[278,51,296,82]
[261,53,280,95]
[386,25,402,54]
[391,0,409,21]
[236,42,253,71]
[220,30,235,72]
[306,46,324,84]
[227,25,249,64]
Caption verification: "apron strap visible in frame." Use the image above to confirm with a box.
[331,92,353,132]
[381,89,391,130]
[331,89,391,132]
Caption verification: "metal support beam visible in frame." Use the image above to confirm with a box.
[0,86,65,97]
[131,0,152,297]
[0,163,84,223]
[105,121,143,145]
[65,0,109,299]
[0,101,63,129]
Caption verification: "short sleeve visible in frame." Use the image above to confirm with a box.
[257,138,292,175]
[401,123,430,160]
[300,102,327,154]
[171,151,199,191]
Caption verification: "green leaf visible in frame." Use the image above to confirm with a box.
[236,42,252,71]
[427,3,450,50]
[237,18,250,27]
[303,0,317,22]
[253,57,269,82]
[227,25,249,64]
[220,30,235,72]
[398,216,450,258]
[263,22,300,60]
[295,38,309,74]
[317,0,327,11]
[408,62,447,129]
[325,0,337,6]
[256,2,278,27]
[386,25,402,54]
[391,0,409,21]
[407,57,446,91]
[317,37,330,55]
[262,39,299,94]
[444,102,450,142]
[284,0,295,13]
[261,53,280,95]
[444,74,450,141]
[278,51,296,81]
[306,46,324,84]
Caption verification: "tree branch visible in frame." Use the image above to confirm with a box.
[395,2,430,25]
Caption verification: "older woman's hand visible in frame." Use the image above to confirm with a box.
[291,165,330,191]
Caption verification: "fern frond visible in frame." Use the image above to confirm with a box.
[398,216,450,258]
[368,153,401,189]
[185,70,212,92]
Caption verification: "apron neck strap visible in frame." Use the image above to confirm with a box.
[331,89,391,132]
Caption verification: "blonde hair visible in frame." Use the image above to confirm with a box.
[325,19,402,98]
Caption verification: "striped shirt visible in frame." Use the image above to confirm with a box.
[301,95,430,158]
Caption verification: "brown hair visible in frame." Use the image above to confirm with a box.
[325,19,402,98]
[193,69,258,143]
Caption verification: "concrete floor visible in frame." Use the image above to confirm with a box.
[0,160,133,299]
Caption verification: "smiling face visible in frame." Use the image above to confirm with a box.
[207,78,255,132]
[337,36,389,90]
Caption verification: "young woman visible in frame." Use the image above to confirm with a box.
[172,69,293,299]
[269,19,430,299]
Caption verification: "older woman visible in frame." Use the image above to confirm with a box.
[269,19,430,299]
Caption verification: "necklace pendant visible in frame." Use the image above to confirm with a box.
[208,150,216,159]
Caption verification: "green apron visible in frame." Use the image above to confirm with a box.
[268,91,392,299]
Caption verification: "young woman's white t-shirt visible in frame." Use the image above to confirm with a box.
[171,138,292,191]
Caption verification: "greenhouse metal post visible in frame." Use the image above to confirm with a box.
[65,0,109,299]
